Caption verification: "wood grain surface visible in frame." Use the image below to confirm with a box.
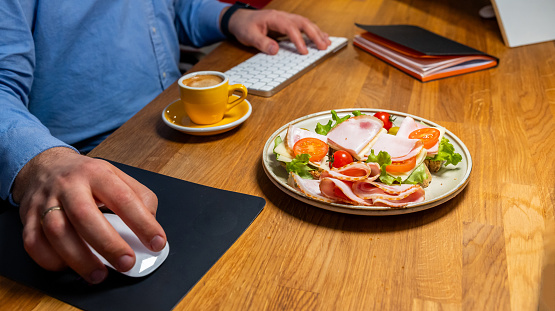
[2,0,554,310]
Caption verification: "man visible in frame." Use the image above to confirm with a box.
[0,0,330,284]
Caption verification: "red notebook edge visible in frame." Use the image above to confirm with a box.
[353,31,499,82]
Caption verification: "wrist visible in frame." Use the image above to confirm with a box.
[220,2,257,39]
[12,147,78,203]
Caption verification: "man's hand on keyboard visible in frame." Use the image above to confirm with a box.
[228,9,331,55]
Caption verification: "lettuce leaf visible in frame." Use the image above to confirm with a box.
[314,110,363,135]
[273,136,283,157]
[315,120,333,135]
[427,137,462,166]
[403,164,428,184]
[366,150,428,185]
[365,150,400,185]
[286,154,315,179]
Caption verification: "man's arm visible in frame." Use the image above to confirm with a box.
[1,1,166,284]
[174,0,331,54]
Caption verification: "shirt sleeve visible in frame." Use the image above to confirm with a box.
[0,1,76,203]
[174,0,229,47]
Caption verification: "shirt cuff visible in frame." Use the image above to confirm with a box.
[198,1,230,44]
[0,125,78,202]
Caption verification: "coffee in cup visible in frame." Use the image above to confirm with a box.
[178,71,247,125]
[181,74,224,88]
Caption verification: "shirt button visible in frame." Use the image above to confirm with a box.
[152,27,156,34]
[163,72,167,78]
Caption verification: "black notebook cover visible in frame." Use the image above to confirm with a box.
[355,24,497,58]
[0,160,265,311]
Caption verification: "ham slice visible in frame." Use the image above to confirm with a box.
[352,181,422,201]
[326,115,383,158]
[396,116,420,138]
[320,177,370,205]
[366,133,423,162]
[290,174,335,203]
[321,162,381,182]
[372,188,425,207]
[285,124,328,151]
[396,116,443,156]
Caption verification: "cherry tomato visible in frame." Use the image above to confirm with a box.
[374,112,394,131]
[385,157,417,174]
[293,138,329,162]
[331,150,354,168]
[409,128,440,149]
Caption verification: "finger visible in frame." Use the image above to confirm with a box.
[267,18,308,54]
[59,186,137,273]
[286,28,308,55]
[110,164,158,215]
[21,205,67,271]
[296,20,331,50]
[40,202,109,284]
[250,32,280,55]
[89,163,166,252]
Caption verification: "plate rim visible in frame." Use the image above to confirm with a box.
[162,97,252,134]
[261,108,473,216]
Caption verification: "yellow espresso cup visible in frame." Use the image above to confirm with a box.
[178,71,247,125]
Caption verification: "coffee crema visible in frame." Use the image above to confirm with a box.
[182,74,224,88]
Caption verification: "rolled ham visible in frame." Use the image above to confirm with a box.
[352,181,422,201]
[320,177,370,205]
[321,162,381,182]
[372,188,425,207]
[290,174,335,203]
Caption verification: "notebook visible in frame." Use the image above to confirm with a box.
[0,160,265,311]
[353,24,499,82]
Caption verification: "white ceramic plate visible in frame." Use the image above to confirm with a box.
[262,109,472,216]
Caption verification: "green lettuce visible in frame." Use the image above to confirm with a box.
[365,150,428,185]
[427,137,462,166]
[273,136,283,157]
[286,154,315,179]
[403,164,428,184]
[366,150,400,185]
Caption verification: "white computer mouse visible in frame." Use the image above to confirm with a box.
[87,213,170,277]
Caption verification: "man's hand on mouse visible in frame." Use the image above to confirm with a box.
[227,9,331,55]
[12,147,167,284]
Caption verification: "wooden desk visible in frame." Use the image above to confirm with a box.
[3,0,554,310]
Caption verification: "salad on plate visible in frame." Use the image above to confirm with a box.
[272,110,463,208]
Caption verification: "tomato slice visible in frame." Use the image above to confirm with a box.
[385,157,417,174]
[408,128,440,149]
[293,138,329,162]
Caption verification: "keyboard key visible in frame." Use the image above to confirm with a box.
[225,37,348,97]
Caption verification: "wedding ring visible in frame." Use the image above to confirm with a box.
[40,206,63,224]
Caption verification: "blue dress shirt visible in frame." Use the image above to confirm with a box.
[0,0,229,201]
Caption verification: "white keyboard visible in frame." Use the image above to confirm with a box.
[225,37,348,97]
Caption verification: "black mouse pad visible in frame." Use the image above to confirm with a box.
[0,160,265,310]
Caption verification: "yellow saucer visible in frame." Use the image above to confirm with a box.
[162,96,252,136]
